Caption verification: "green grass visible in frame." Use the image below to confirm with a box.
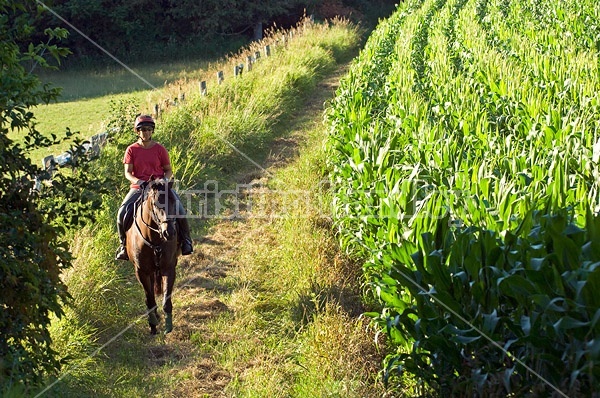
[37,59,213,102]
[23,92,144,164]
[199,100,387,398]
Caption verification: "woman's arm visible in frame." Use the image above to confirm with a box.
[124,163,144,185]
[162,163,173,181]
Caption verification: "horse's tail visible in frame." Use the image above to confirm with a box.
[154,268,163,296]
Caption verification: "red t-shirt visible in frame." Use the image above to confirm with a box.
[123,142,170,188]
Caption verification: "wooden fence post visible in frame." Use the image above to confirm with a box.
[253,22,263,40]
[217,70,224,84]
[246,56,253,72]
[200,81,207,96]
[264,45,271,57]
[42,155,55,176]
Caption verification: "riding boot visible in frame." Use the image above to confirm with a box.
[177,218,193,255]
[115,221,129,261]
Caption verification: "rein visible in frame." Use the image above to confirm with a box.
[133,184,176,267]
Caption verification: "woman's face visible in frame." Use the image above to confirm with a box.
[137,126,154,142]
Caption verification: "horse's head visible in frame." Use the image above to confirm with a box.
[145,179,177,242]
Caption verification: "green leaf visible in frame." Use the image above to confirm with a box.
[498,274,536,298]
[521,316,531,336]
[379,289,407,311]
[482,310,500,333]
[452,334,481,344]
[581,266,600,309]
[553,316,589,331]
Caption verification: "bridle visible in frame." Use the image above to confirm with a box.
[133,182,177,263]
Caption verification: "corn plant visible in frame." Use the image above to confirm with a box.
[325,0,600,394]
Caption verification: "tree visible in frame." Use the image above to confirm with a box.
[0,0,103,391]
[42,0,318,61]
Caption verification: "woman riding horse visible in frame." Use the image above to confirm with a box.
[116,114,193,260]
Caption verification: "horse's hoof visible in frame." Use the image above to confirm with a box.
[165,313,173,334]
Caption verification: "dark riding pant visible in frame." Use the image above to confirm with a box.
[117,187,192,247]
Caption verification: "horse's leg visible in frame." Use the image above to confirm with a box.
[137,270,159,335]
[162,267,176,334]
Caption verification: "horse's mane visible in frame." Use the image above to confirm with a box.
[138,180,177,223]
[141,179,172,201]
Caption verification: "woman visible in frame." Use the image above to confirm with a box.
[115,114,193,260]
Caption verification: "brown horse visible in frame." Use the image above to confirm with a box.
[126,179,179,334]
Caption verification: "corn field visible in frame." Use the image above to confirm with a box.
[325,0,600,395]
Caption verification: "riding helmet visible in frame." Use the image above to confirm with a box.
[134,114,155,130]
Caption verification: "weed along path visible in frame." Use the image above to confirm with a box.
[140,62,386,397]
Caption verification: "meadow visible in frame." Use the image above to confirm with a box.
[325,0,600,395]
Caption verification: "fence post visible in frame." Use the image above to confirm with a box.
[42,155,55,176]
[154,103,159,119]
[90,134,101,157]
[264,45,271,57]
[217,70,224,84]
[200,81,207,96]
[246,56,253,72]
[253,22,263,40]
[255,51,261,61]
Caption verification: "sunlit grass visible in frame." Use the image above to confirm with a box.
[36,58,213,102]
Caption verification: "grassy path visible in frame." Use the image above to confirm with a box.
[139,63,386,397]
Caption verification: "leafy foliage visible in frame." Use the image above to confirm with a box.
[41,0,318,62]
[374,210,600,395]
[0,0,105,391]
[33,0,396,64]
